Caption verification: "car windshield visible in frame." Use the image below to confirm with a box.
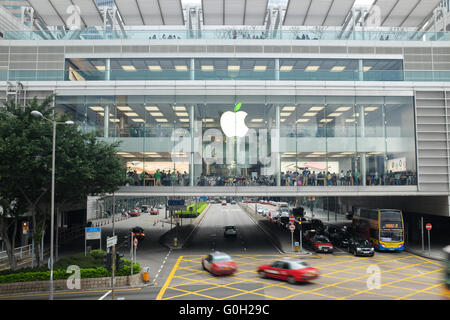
[356,240,371,246]
[290,261,309,269]
[225,226,235,230]
[315,236,330,242]
[213,255,232,262]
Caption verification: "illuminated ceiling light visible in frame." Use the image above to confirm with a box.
[336,106,352,112]
[364,107,379,111]
[305,66,320,72]
[330,154,345,157]
[309,106,324,111]
[173,106,186,111]
[148,65,162,71]
[121,154,136,158]
[280,65,293,72]
[122,65,136,71]
[311,152,326,155]
[282,106,296,111]
[143,152,158,155]
[280,112,291,117]
[328,113,343,117]
[117,152,131,155]
[345,119,355,122]
[331,66,346,72]
[109,118,120,122]
[117,106,132,111]
[124,112,139,117]
[95,65,105,71]
[147,154,162,157]
[176,112,189,117]
[251,118,264,122]
[99,112,113,117]
[202,119,215,122]
[201,65,214,71]
[145,106,159,111]
[89,106,104,111]
[155,118,168,122]
[296,118,310,122]
[175,65,188,71]
[131,118,145,122]
[150,112,164,117]
[353,113,360,117]
[254,65,267,72]
[363,66,372,71]
[341,152,355,155]
[284,152,298,155]
[280,119,286,122]
[320,119,333,123]
[303,112,317,117]
[179,118,190,122]
[228,65,240,71]
[305,154,318,157]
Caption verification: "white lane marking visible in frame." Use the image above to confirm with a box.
[117,297,125,300]
[98,290,112,300]
[153,249,172,285]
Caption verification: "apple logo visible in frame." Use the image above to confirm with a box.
[220,102,249,137]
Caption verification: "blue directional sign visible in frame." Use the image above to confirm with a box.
[86,227,101,233]
[168,200,185,206]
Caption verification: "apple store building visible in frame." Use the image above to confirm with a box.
[2,0,450,226]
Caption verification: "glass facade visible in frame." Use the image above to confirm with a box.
[65,58,404,82]
[56,94,416,188]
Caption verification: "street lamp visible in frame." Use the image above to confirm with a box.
[31,110,74,300]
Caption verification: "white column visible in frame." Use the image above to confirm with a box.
[361,106,366,186]
[104,105,109,138]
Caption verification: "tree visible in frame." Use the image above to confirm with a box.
[0,96,126,268]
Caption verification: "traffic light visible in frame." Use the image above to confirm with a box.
[115,253,124,271]
[103,252,112,271]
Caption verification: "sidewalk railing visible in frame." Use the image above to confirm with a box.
[0,244,33,267]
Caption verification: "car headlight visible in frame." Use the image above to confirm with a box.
[357,248,362,251]
[370,248,374,251]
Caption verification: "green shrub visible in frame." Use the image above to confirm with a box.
[0,253,141,284]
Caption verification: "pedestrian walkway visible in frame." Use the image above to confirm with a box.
[302,206,349,224]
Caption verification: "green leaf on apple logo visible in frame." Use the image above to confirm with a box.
[234,102,242,112]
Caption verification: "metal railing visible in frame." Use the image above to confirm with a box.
[0,244,33,268]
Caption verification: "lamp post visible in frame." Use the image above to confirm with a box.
[31,110,74,300]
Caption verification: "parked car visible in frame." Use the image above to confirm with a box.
[231,200,236,205]
[224,226,238,238]
[311,235,334,253]
[222,200,227,206]
[131,226,145,240]
[256,206,264,214]
[257,259,319,284]
[348,238,375,257]
[129,210,140,217]
[330,231,352,248]
[262,208,270,217]
[150,208,159,215]
[310,219,325,232]
[202,252,237,276]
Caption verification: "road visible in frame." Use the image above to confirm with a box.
[0,202,444,301]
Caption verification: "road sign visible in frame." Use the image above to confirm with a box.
[289,224,295,231]
[107,236,117,248]
[134,238,138,248]
[85,227,101,240]
[289,216,295,223]
[426,223,432,231]
[168,200,185,206]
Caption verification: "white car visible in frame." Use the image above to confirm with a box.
[257,206,264,214]
[224,226,237,237]
[262,209,270,217]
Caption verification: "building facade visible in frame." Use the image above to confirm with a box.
[1,0,450,219]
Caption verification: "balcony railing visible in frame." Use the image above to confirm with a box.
[3,29,450,41]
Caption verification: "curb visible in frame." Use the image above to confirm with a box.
[405,249,445,262]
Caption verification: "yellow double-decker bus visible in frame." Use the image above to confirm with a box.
[444,245,450,299]
[352,208,404,251]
